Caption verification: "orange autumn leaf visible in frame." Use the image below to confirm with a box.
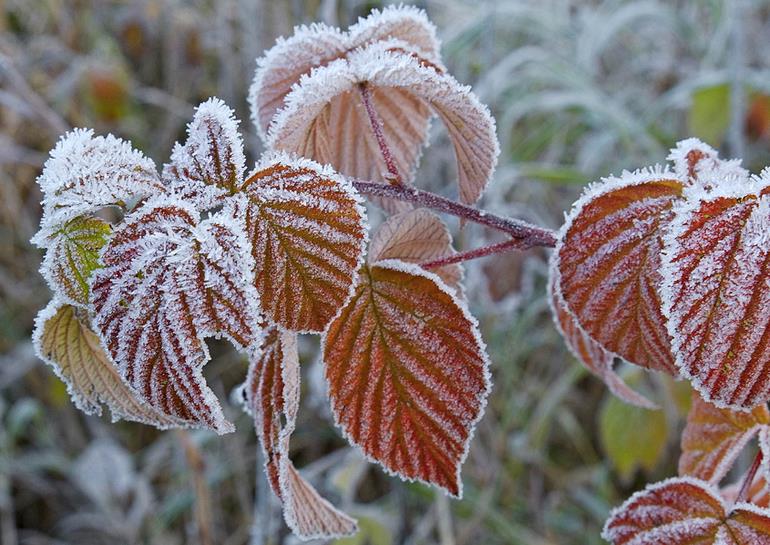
[660,180,770,410]
[227,154,367,332]
[679,392,770,483]
[603,477,770,544]
[324,260,490,496]
[556,169,681,375]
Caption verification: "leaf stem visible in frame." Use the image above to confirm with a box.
[736,448,763,504]
[351,179,557,247]
[358,82,403,185]
[422,238,528,269]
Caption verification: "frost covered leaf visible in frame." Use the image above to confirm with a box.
[679,392,770,483]
[667,138,748,187]
[556,171,681,375]
[723,469,770,509]
[38,215,111,307]
[660,186,770,409]
[228,155,367,333]
[324,260,490,496]
[245,326,357,539]
[91,198,260,433]
[163,98,245,211]
[548,266,657,409]
[35,128,164,227]
[268,41,498,206]
[33,300,180,427]
[368,208,462,295]
[249,4,440,140]
[602,477,770,544]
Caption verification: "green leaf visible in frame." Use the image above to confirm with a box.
[688,84,730,146]
[40,215,111,306]
[599,383,667,481]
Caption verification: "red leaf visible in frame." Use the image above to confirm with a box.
[163,98,246,211]
[324,260,490,496]
[660,184,770,409]
[245,326,357,539]
[556,169,681,375]
[92,198,260,433]
[548,263,657,409]
[680,392,770,483]
[227,154,368,332]
[603,477,770,544]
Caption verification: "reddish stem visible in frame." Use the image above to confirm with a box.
[736,449,763,504]
[358,82,402,185]
[351,179,557,247]
[422,238,528,269]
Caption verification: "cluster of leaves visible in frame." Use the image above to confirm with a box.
[552,138,770,542]
[30,6,501,541]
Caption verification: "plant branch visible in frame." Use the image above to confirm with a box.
[358,82,402,185]
[351,179,557,247]
[423,238,528,269]
[736,448,763,504]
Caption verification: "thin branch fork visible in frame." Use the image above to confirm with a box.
[351,179,557,249]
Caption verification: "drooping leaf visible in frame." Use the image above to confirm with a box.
[556,168,681,375]
[679,392,770,483]
[245,326,357,539]
[91,197,260,433]
[227,154,367,333]
[33,128,164,228]
[324,260,490,496]
[163,98,246,211]
[268,40,498,206]
[38,215,111,307]
[548,264,657,409]
[602,477,770,544]
[368,208,462,295]
[33,300,181,427]
[660,182,770,410]
[599,388,667,481]
[249,4,440,140]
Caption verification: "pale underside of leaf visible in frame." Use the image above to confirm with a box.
[323,259,490,497]
[92,198,259,433]
[548,263,657,409]
[660,190,770,409]
[246,326,357,540]
[250,4,440,141]
[40,215,111,307]
[557,175,681,375]
[268,43,498,206]
[162,98,246,211]
[602,476,770,544]
[368,208,462,295]
[33,300,181,427]
[230,156,367,333]
[679,392,770,483]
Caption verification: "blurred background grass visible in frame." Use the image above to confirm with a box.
[2,0,770,544]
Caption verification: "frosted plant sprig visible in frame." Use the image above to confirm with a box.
[28,6,770,543]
